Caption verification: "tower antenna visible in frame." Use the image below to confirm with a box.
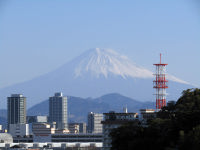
[160,53,161,64]
[153,53,168,110]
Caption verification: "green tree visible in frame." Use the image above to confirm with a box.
[110,88,200,150]
[175,88,200,131]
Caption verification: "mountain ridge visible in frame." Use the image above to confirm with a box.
[27,93,154,122]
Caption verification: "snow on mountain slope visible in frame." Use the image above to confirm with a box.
[66,48,189,84]
[73,48,153,79]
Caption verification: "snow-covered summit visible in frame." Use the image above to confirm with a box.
[67,48,189,85]
[73,48,153,79]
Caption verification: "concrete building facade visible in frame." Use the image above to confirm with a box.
[140,109,156,121]
[68,123,87,134]
[68,123,79,133]
[27,115,48,134]
[49,92,68,130]
[78,122,87,133]
[9,124,29,137]
[7,94,27,136]
[52,133,103,143]
[88,112,103,133]
[0,133,13,143]
[32,122,56,142]
[0,142,102,149]
[101,111,138,150]
[7,94,26,126]
[27,116,48,123]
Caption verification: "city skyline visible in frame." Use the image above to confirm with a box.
[0,0,200,88]
[1,1,200,149]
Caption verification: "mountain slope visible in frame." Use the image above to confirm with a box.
[0,48,193,108]
[0,109,7,129]
[93,93,153,110]
[72,48,153,79]
[27,93,154,122]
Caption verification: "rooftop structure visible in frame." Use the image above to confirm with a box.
[101,111,138,150]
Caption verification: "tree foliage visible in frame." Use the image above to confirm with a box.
[110,88,200,150]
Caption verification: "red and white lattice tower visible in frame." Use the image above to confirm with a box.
[153,54,168,110]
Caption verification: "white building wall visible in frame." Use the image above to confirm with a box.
[88,112,103,133]
[9,124,29,137]
[102,112,138,150]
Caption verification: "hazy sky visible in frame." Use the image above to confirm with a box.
[0,0,200,88]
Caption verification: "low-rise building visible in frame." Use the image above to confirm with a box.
[32,122,55,142]
[13,135,33,143]
[0,142,102,150]
[68,123,87,134]
[79,122,87,133]
[140,109,157,126]
[32,123,55,136]
[140,109,156,121]
[9,124,29,137]
[0,133,13,143]
[52,133,103,143]
[101,111,138,150]
[32,122,70,142]
[27,115,48,134]
[27,116,48,123]
[68,123,80,133]
[88,112,103,133]
[0,125,2,133]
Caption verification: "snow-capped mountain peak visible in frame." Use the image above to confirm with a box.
[73,48,153,79]
[66,48,190,85]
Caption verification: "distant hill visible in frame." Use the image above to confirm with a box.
[0,109,7,118]
[93,93,154,111]
[0,109,7,129]
[27,93,154,122]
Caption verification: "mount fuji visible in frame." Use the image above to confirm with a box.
[0,48,193,108]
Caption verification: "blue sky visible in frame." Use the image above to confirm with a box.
[0,0,200,88]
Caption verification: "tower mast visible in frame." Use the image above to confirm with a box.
[153,54,168,110]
